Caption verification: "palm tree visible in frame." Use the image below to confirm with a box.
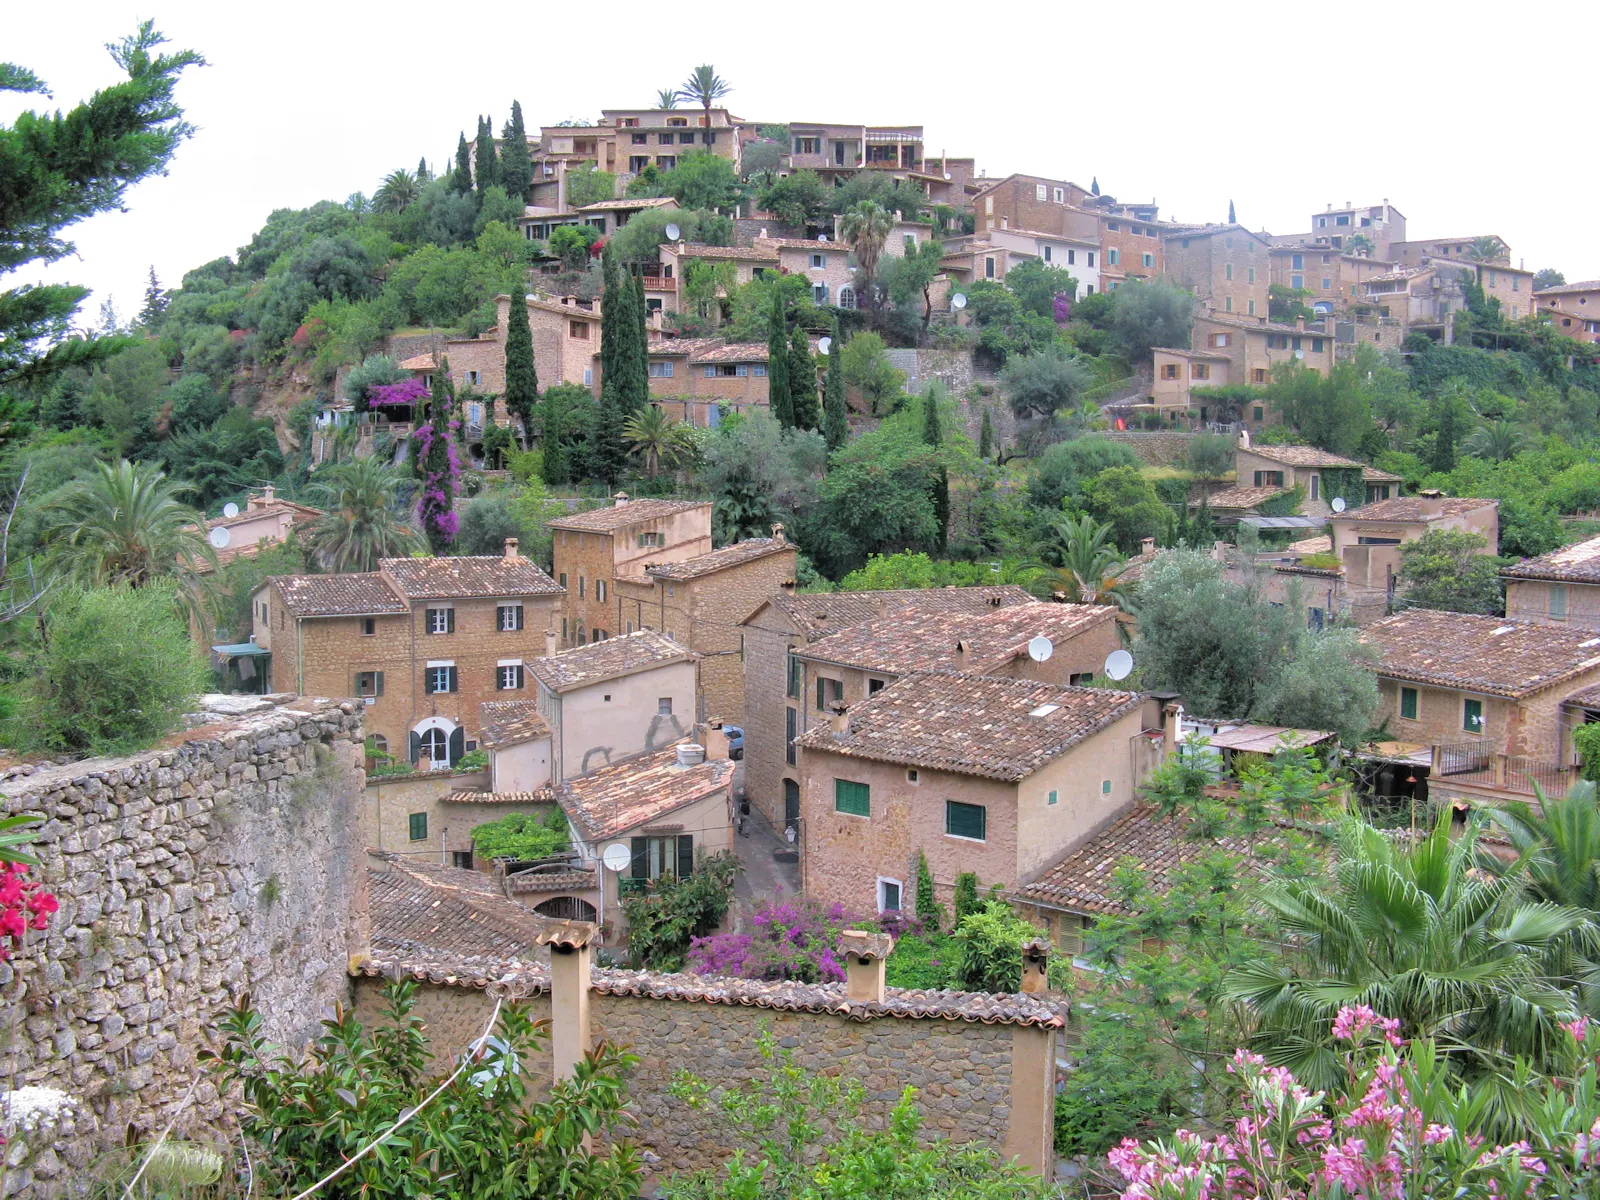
[1484,783,1600,915]
[623,405,695,479]
[1463,420,1527,462]
[1034,514,1133,610]
[1464,235,1507,287]
[838,201,893,310]
[677,65,730,135]
[373,169,419,214]
[1226,810,1587,1092]
[655,88,680,110]
[306,457,422,572]
[40,459,217,627]
[1345,232,1374,257]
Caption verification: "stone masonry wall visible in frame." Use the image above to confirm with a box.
[0,697,366,1197]
[1100,429,1198,466]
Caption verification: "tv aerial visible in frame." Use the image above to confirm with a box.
[1103,649,1134,681]
[1027,635,1054,663]
[222,502,240,519]
[208,526,232,550]
[1330,496,1347,513]
[664,222,681,241]
[601,842,632,872]
[950,293,967,309]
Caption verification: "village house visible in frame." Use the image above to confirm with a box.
[1148,347,1232,423]
[1504,535,1600,629]
[977,227,1101,296]
[1192,313,1336,389]
[364,766,549,872]
[1534,279,1600,344]
[1232,440,1385,519]
[1359,258,1536,331]
[1360,609,1600,806]
[653,241,780,316]
[252,541,564,768]
[645,339,771,425]
[795,673,1161,916]
[1330,494,1499,592]
[195,485,321,573]
[739,585,1038,832]
[1274,201,1407,259]
[613,533,797,724]
[754,236,859,308]
[1162,225,1272,316]
[972,173,1095,238]
[571,196,676,237]
[939,240,1021,287]
[1389,234,1508,271]
[548,495,713,646]
[1097,213,1169,289]
[1268,246,1396,315]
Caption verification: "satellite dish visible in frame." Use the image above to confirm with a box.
[817,336,832,355]
[817,234,828,242]
[465,1033,520,1089]
[951,293,968,310]
[601,842,633,873]
[1331,496,1347,513]
[208,527,232,550]
[1027,636,1054,663]
[664,222,681,241]
[1104,649,1134,681]
[222,502,240,519]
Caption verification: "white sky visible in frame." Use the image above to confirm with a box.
[8,0,1599,327]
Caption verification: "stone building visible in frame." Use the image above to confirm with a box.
[1268,246,1396,315]
[193,485,321,574]
[738,585,1039,831]
[646,339,771,424]
[1272,200,1407,259]
[1329,494,1499,592]
[1162,225,1272,317]
[1192,313,1336,389]
[972,173,1095,238]
[614,534,798,724]
[253,541,564,767]
[973,227,1101,297]
[548,495,713,645]
[1504,535,1600,630]
[796,672,1161,916]
[1233,440,1388,519]
[1534,279,1600,344]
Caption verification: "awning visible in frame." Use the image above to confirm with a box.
[1238,516,1325,530]
[1205,724,1336,753]
[212,642,269,656]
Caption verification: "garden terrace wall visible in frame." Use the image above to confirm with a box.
[0,695,368,1198]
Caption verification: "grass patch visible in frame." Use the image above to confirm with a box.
[883,927,956,990]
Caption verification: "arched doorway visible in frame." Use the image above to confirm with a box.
[410,717,463,769]
[534,896,597,922]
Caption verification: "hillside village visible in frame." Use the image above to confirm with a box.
[7,26,1600,1200]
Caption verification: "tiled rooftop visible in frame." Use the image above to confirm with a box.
[669,242,780,261]
[272,573,408,617]
[796,673,1144,781]
[560,745,734,842]
[478,700,550,749]
[1363,467,1404,483]
[381,555,563,599]
[756,585,1037,643]
[1241,444,1366,468]
[1334,497,1497,524]
[1502,535,1600,583]
[576,197,676,212]
[368,855,550,965]
[689,342,769,363]
[1195,486,1286,510]
[645,537,792,581]
[546,497,710,533]
[1534,280,1600,297]
[798,602,1119,676]
[528,629,696,693]
[1361,610,1600,699]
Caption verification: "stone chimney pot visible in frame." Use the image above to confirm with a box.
[1021,938,1051,995]
[838,930,894,1003]
[504,537,520,559]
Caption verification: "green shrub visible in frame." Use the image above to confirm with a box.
[623,851,741,971]
[948,900,1039,993]
[915,851,944,931]
[952,872,981,925]
[883,927,954,990]
[1576,723,1600,782]
[454,748,488,772]
[469,808,570,860]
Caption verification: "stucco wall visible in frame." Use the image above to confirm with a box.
[552,660,697,783]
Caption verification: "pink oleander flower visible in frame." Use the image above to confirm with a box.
[1562,1016,1590,1043]
[1333,1003,1405,1047]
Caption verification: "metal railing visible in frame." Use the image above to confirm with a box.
[1436,742,1492,777]
[1505,757,1577,797]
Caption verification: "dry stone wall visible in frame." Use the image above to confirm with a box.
[0,696,367,1197]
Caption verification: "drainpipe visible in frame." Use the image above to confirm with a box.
[296,617,305,695]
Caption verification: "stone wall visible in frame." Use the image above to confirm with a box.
[886,348,975,402]
[0,696,367,1197]
[1100,429,1198,466]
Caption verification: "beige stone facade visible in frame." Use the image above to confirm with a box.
[1193,313,1336,389]
[973,174,1094,238]
[1162,225,1271,317]
[1269,247,1395,314]
[1150,348,1232,418]
[1535,280,1600,344]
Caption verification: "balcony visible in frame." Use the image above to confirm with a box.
[1431,743,1577,800]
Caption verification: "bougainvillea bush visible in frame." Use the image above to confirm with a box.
[1105,1006,1600,1200]
[687,897,859,983]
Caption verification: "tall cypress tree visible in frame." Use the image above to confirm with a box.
[1228,198,1237,224]
[452,132,473,193]
[416,156,432,183]
[503,294,538,444]
[500,100,533,202]
[978,406,994,459]
[1432,398,1458,473]
[767,290,793,428]
[474,115,500,198]
[599,243,623,397]
[628,274,651,414]
[788,323,820,430]
[595,244,630,481]
[923,387,949,552]
[418,359,459,552]
[822,317,847,451]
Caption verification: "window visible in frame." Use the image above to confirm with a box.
[578,576,586,598]
[786,651,801,698]
[1142,253,1154,268]
[452,850,474,870]
[1047,789,1058,806]
[558,572,568,589]
[630,834,695,883]
[945,800,987,841]
[1551,584,1568,620]
[1087,252,1095,267]
[583,368,593,386]
[656,156,676,170]
[1191,363,1210,380]
[1053,187,1065,203]
[1464,698,1485,733]
[629,155,649,172]
[786,707,797,765]
[1400,687,1418,720]
[812,284,828,305]
[1102,780,1112,794]
[704,365,717,379]
[497,604,524,631]
[658,132,674,144]
[810,253,825,268]
[408,812,428,841]
[569,320,589,339]
[632,132,648,144]
[466,370,482,387]
[425,665,457,694]
[985,256,995,279]
[1292,254,1304,270]
[1247,300,1256,315]
[1070,672,1094,686]
[835,779,870,817]
[878,878,902,912]
[1106,221,1120,232]
[794,136,819,154]
[1321,278,1332,290]
[648,360,674,378]
[1247,267,1255,283]
[1209,333,1230,348]
[1311,338,1325,353]
[426,607,454,634]
[361,618,376,636]
[1067,249,1075,265]
[1225,263,1233,281]
[1335,215,1350,226]
[906,768,919,784]
[816,676,843,712]
[1253,470,1285,487]
[1160,363,1179,380]
[355,671,383,697]
[637,531,663,548]
[596,580,607,602]
[678,131,696,144]
[1310,475,1320,500]
[1035,183,1047,201]
[1108,248,1120,266]
[1225,297,1233,312]
[1042,245,1052,263]
[836,286,855,310]
[1292,274,1304,290]
[498,664,524,690]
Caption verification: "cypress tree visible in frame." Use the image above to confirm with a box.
[417,157,432,183]
[500,100,534,202]
[923,388,949,551]
[767,290,793,428]
[503,294,538,444]
[452,132,473,193]
[1432,399,1458,473]
[418,359,459,552]
[474,116,500,198]
[822,317,847,451]
[541,392,569,485]
[628,274,651,415]
[979,406,994,458]
[599,243,624,399]
[788,323,820,430]
[1228,198,1237,224]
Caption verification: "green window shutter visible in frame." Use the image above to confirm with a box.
[408,812,428,841]
[786,652,800,699]
[816,678,825,711]
[423,670,435,695]
[834,779,870,817]
[1464,699,1484,733]
[786,707,797,766]
[447,608,456,633]
[375,671,384,697]
[1400,688,1417,720]
[945,800,987,841]
[447,667,458,693]
[630,836,649,879]
[676,835,694,878]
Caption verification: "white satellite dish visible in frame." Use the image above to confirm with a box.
[817,336,832,355]
[465,1033,520,1089]
[950,293,968,310]
[1331,496,1347,513]
[817,234,828,242]
[222,502,240,519]
[1027,635,1054,663]
[208,526,232,550]
[1104,649,1134,681]
[601,842,633,873]
[664,222,681,241]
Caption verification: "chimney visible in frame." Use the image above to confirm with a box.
[1020,937,1051,995]
[955,638,971,671]
[779,578,796,593]
[1164,701,1187,759]
[1238,427,1252,450]
[613,491,629,506]
[678,239,687,253]
[700,722,730,761]
[1418,488,1445,517]
[1141,537,1156,557]
[545,629,559,657]
[873,595,887,619]
[837,930,894,1003]
[504,537,521,560]
[536,922,598,1081]
[829,704,850,740]
[771,522,786,545]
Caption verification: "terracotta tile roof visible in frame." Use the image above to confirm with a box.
[528,629,696,693]
[1015,803,1292,915]
[645,537,793,581]
[1241,444,1365,468]
[352,958,1063,1027]
[1194,486,1287,510]
[547,497,710,532]
[1118,546,1161,584]
[399,352,438,370]
[756,237,849,253]
[1364,467,1404,483]
[1334,497,1497,523]
[1361,610,1600,699]
[1366,266,1432,284]
[478,700,550,749]
[1287,535,1333,554]
[559,746,734,842]
[1502,535,1600,583]
[669,242,779,262]
[1535,280,1600,297]
[647,337,723,357]
[208,497,322,528]
[1152,346,1231,360]
[689,342,769,363]
[798,602,1119,676]
[272,573,407,617]
[1197,314,1331,338]
[797,673,1144,781]
[381,555,563,599]
[505,864,597,894]
[1564,682,1600,709]
[368,855,550,965]
[756,585,1037,643]
[576,197,676,212]
[446,789,556,804]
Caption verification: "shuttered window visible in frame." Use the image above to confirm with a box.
[408,812,428,841]
[945,800,987,841]
[497,604,524,631]
[835,779,870,817]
